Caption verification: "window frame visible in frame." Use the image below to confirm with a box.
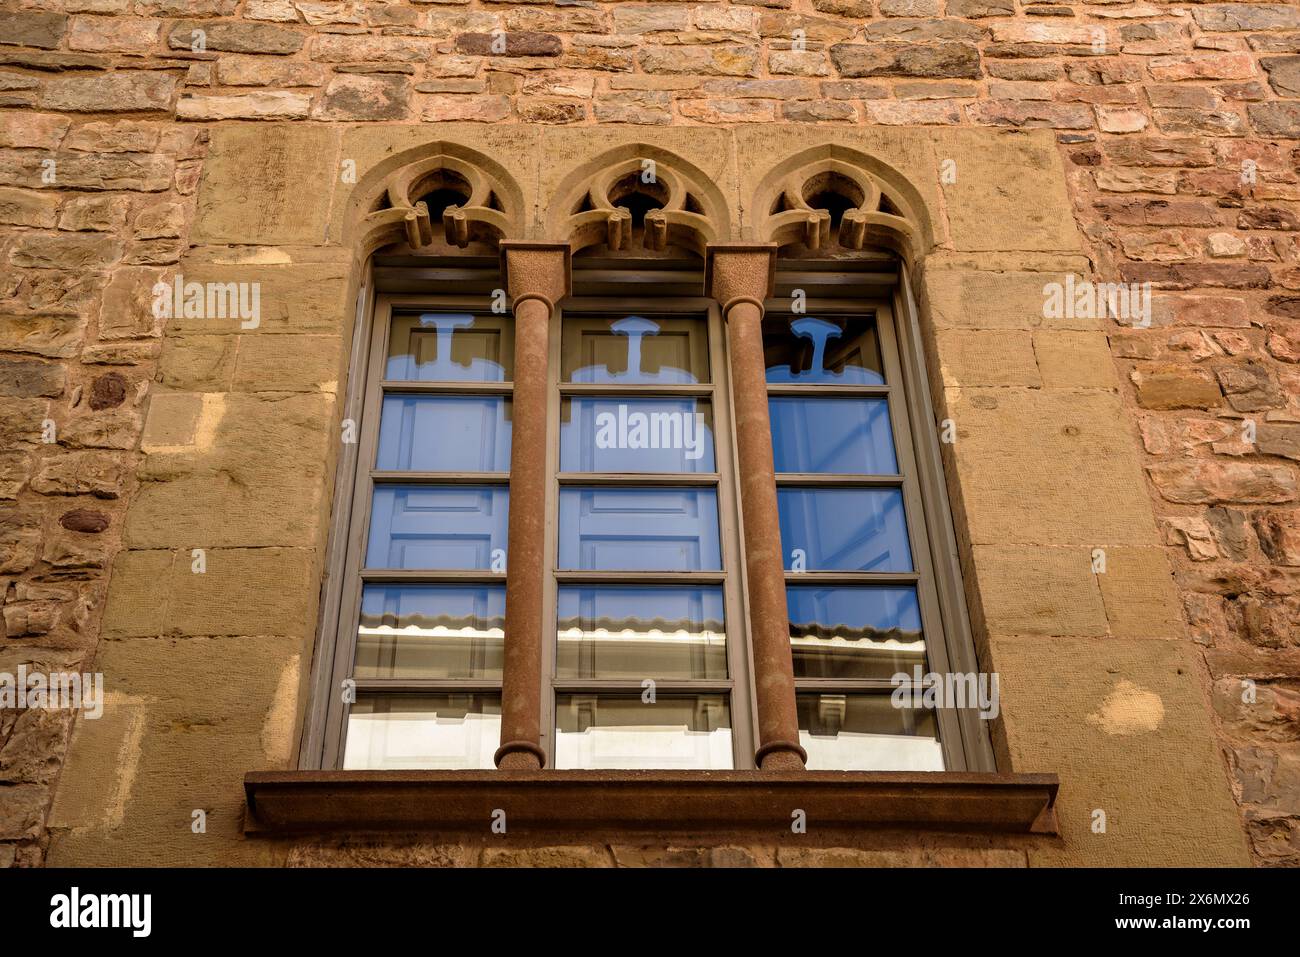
[541,297,759,769]
[320,292,515,770]
[766,297,966,771]
[303,261,996,774]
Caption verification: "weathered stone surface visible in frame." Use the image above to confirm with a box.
[1254,510,1300,565]
[68,16,161,52]
[0,784,49,840]
[1148,53,1257,83]
[1261,56,1300,97]
[1131,366,1222,409]
[59,194,130,232]
[88,372,128,410]
[1248,102,1300,137]
[215,55,328,87]
[639,46,758,76]
[0,149,174,192]
[830,43,981,79]
[1147,461,1298,504]
[1258,423,1300,462]
[177,91,312,120]
[9,234,122,271]
[1192,5,1300,33]
[0,508,42,572]
[60,508,111,534]
[455,32,561,57]
[36,72,176,112]
[102,547,316,637]
[1096,547,1185,638]
[191,126,338,245]
[0,357,65,398]
[995,635,1250,866]
[0,187,58,227]
[973,545,1109,637]
[30,452,125,498]
[167,21,304,55]
[314,73,409,120]
[0,12,67,51]
[0,111,69,149]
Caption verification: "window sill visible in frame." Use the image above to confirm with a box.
[244,770,1059,836]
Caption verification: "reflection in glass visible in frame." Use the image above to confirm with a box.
[558,487,721,571]
[556,585,727,680]
[769,397,897,474]
[376,395,511,472]
[554,694,733,769]
[765,315,884,384]
[561,397,715,473]
[344,693,500,769]
[367,486,507,570]
[562,316,709,384]
[777,487,911,572]
[354,584,504,679]
[787,585,925,680]
[797,693,943,771]
[386,313,512,382]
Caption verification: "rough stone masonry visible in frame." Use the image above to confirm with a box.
[0,0,1298,867]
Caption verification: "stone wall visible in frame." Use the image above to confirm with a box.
[0,0,1296,867]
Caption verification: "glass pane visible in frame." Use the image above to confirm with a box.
[558,487,721,571]
[765,315,884,384]
[367,486,507,570]
[343,693,500,769]
[787,585,925,680]
[386,312,512,382]
[556,585,727,680]
[354,584,504,679]
[769,397,897,474]
[778,487,912,572]
[376,395,511,472]
[797,692,943,771]
[561,315,709,384]
[554,693,732,770]
[560,397,715,473]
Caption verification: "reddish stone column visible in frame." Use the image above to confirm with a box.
[706,245,807,771]
[495,242,570,770]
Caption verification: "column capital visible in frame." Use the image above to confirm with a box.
[704,243,777,308]
[500,240,572,311]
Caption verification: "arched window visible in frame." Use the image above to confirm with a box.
[303,146,994,774]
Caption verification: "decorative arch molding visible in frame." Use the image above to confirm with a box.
[548,145,732,257]
[750,146,934,261]
[345,141,526,257]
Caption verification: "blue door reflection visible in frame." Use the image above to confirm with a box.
[558,487,722,571]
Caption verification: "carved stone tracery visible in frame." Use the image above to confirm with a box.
[551,150,729,257]
[751,151,929,260]
[352,147,522,256]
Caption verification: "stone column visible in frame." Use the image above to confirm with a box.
[706,244,807,771]
[494,242,570,770]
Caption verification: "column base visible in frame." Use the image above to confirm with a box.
[756,740,808,770]
[495,742,547,770]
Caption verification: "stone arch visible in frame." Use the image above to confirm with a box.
[750,146,934,261]
[344,141,526,257]
[548,145,732,257]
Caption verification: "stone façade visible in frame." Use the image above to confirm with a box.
[0,0,1296,868]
